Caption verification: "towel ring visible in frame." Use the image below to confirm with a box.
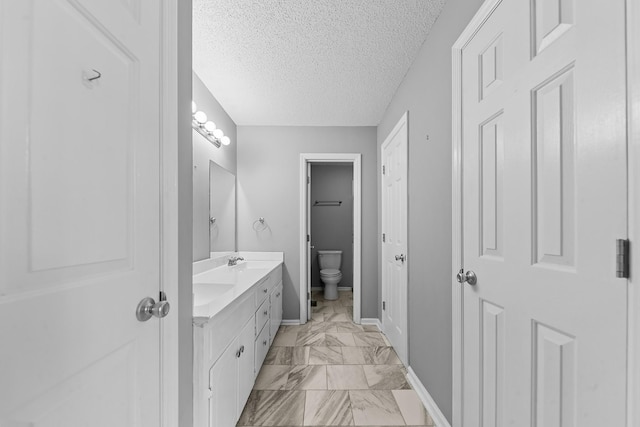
[253,217,268,231]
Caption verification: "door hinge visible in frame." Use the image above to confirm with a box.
[382,165,386,175]
[616,239,630,278]
[382,301,386,311]
[382,233,386,242]
[307,234,310,242]
[307,176,310,184]
[307,292,310,300]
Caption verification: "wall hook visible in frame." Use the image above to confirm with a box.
[83,68,102,84]
[87,69,102,81]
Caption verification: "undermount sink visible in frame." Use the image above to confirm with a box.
[232,260,275,271]
[192,283,235,306]
[193,268,239,284]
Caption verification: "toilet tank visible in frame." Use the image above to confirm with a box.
[318,250,342,270]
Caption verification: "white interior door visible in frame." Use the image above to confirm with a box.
[459,0,628,425]
[381,112,408,366]
[0,0,163,425]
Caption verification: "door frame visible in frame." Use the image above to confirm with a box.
[627,0,640,424]
[452,1,636,425]
[380,111,409,367]
[159,0,189,426]
[299,153,362,324]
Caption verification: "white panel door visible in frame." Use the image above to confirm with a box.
[381,112,408,365]
[0,0,162,425]
[460,0,628,426]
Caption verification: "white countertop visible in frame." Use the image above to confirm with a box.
[192,254,283,323]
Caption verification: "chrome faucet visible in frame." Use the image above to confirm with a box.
[228,256,244,266]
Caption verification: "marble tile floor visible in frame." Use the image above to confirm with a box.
[237,290,435,427]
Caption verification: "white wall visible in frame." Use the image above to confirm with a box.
[192,72,237,261]
[376,0,484,422]
[237,126,377,320]
[310,164,354,288]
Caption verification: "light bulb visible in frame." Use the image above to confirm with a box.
[212,129,224,139]
[194,111,207,124]
[220,136,231,146]
[204,121,216,132]
[191,101,197,114]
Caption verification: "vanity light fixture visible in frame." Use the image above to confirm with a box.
[204,121,216,132]
[191,101,232,148]
[212,128,224,139]
[193,110,207,124]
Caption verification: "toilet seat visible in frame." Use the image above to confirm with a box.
[320,269,341,277]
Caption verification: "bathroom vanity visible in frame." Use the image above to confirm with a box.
[192,253,283,427]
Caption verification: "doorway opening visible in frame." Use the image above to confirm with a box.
[299,153,362,324]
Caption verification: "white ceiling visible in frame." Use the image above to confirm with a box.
[193,0,446,126]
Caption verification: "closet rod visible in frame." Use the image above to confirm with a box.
[313,200,342,206]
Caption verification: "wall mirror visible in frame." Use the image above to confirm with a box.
[208,160,236,255]
[192,158,236,261]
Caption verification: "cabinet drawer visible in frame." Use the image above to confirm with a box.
[269,282,283,343]
[254,322,270,379]
[254,265,283,308]
[254,276,270,307]
[255,298,270,337]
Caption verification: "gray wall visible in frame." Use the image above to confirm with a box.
[310,164,354,288]
[192,72,237,261]
[237,126,377,320]
[376,0,484,422]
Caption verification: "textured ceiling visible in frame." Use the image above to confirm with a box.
[193,0,446,126]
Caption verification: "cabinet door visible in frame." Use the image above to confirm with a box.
[237,317,255,418]
[209,341,238,427]
[270,282,283,343]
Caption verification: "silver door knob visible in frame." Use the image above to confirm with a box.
[456,269,477,285]
[395,254,406,262]
[136,297,171,322]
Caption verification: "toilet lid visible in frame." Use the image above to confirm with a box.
[320,269,341,276]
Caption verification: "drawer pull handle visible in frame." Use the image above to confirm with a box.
[263,340,268,346]
[263,310,268,316]
[240,345,245,354]
[276,292,280,297]
[263,288,268,293]
[236,349,241,358]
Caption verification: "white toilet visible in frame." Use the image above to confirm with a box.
[318,250,342,301]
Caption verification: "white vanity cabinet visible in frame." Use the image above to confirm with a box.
[193,262,283,427]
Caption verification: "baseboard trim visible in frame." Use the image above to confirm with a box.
[281,319,301,326]
[360,318,382,331]
[406,367,451,427]
[311,286,322,291]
